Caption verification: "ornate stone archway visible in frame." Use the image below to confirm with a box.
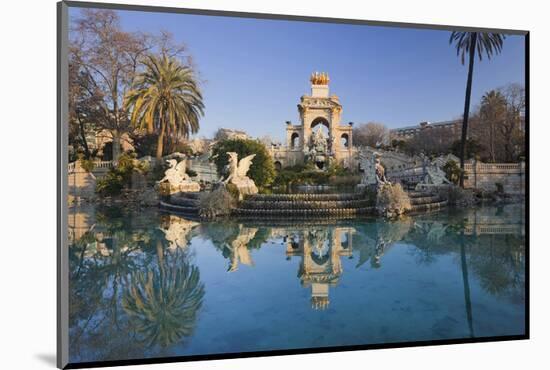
[272,73,357,170]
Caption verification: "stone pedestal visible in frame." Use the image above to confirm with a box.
[158,181,200,196]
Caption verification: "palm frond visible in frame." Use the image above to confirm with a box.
[449,31,506,65]
[124,53,205,151]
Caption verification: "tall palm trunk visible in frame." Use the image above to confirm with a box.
[111,129,122,162]
[156,122,166,159]
[459,32,478,188]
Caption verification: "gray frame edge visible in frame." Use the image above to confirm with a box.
[57,1,70,369]
[63,1,528,35]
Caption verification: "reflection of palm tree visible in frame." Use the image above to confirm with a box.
[460,231,474,338]
[122,255,205,347]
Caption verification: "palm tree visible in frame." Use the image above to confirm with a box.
[449,32,505,187]
[125,54,204,159]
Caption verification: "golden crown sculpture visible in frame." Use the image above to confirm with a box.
[310,71,330,85]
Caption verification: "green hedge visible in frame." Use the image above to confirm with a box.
[211,139,275,188]
[96,152,137,196]
[273,163,359,188]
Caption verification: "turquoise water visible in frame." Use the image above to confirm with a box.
[68,204,526,364]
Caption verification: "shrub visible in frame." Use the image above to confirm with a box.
[95,152,137,197]
[273,167,328,187]
[438,185,475,206]
[376,183,411,218]
[199,186,237,218]
[79,159,96,173]
[495,182,504,194]
[443,160,461,185]
[273,162,359,188]
[96,170,125,196]
[135,159,151,175]
[326,163,360,186]
[326,163,348,177]
[211,139,275,188]
[329,175,361,187]
[225,183,240,199]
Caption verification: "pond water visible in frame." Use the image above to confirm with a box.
[68,204,526,364]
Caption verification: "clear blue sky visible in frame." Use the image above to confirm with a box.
[70,8,526,142]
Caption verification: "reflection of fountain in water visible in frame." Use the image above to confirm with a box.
[227,225,258,272]
[158,215,199,251]
[199,221,261,273]
[67,204,526,361]
[286,227,355,310]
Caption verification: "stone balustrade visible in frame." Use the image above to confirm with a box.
[463,161,525,194]
[67,160,114,175]
[386,160,526,195]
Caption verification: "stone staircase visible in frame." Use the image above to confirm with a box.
[234,193,374,217]
[159,189,448,218]
[159,192,200,215]
[407,191,448,213]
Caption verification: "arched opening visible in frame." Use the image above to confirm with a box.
[311,240,330,266]
[274,161,282,171]
[340,133,349,148]
[340,232,350,249]
[290,133,300,148]
[310,117,330,136]
[309,117,330,151]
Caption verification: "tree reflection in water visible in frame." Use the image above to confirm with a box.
[68,204,525,362]
[122,250,204,348]
[69,206,204,361]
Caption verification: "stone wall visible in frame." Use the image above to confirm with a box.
[187,157,219,183]
[68,161,98,201]
[463,161,526,194]
[386,159,526,195]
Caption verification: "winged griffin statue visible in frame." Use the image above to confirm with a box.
[159,159,189,186]
[221,152,258,198]
[158,158,200,193]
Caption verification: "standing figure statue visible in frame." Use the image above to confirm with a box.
[358,150,377,186]
[374,153,390,185]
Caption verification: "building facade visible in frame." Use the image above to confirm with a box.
[270,73,358,170]
[389,119,462,142]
